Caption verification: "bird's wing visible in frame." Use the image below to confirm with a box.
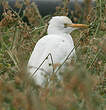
[28,34,75,74]
[28,35,48,67]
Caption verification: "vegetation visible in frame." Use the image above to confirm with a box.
[0,0,106,110]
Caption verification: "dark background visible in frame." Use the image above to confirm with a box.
[0,0,95,17]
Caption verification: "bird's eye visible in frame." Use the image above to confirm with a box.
[64,23,68,28]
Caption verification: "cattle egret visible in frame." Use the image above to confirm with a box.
[28,16,89,87]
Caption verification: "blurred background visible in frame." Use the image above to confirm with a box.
[0,0,105,110]
[0,0,95,23]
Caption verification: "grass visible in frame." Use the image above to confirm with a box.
[0,0,106,110]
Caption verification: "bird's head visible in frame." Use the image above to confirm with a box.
[47,16,89,34]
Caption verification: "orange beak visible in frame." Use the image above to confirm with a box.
[65,23,89,28]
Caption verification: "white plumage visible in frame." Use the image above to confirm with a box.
[28,16,88,87]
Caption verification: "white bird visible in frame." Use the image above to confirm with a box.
[28,16,88,87]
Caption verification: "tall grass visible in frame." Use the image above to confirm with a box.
[0,0,106,110]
